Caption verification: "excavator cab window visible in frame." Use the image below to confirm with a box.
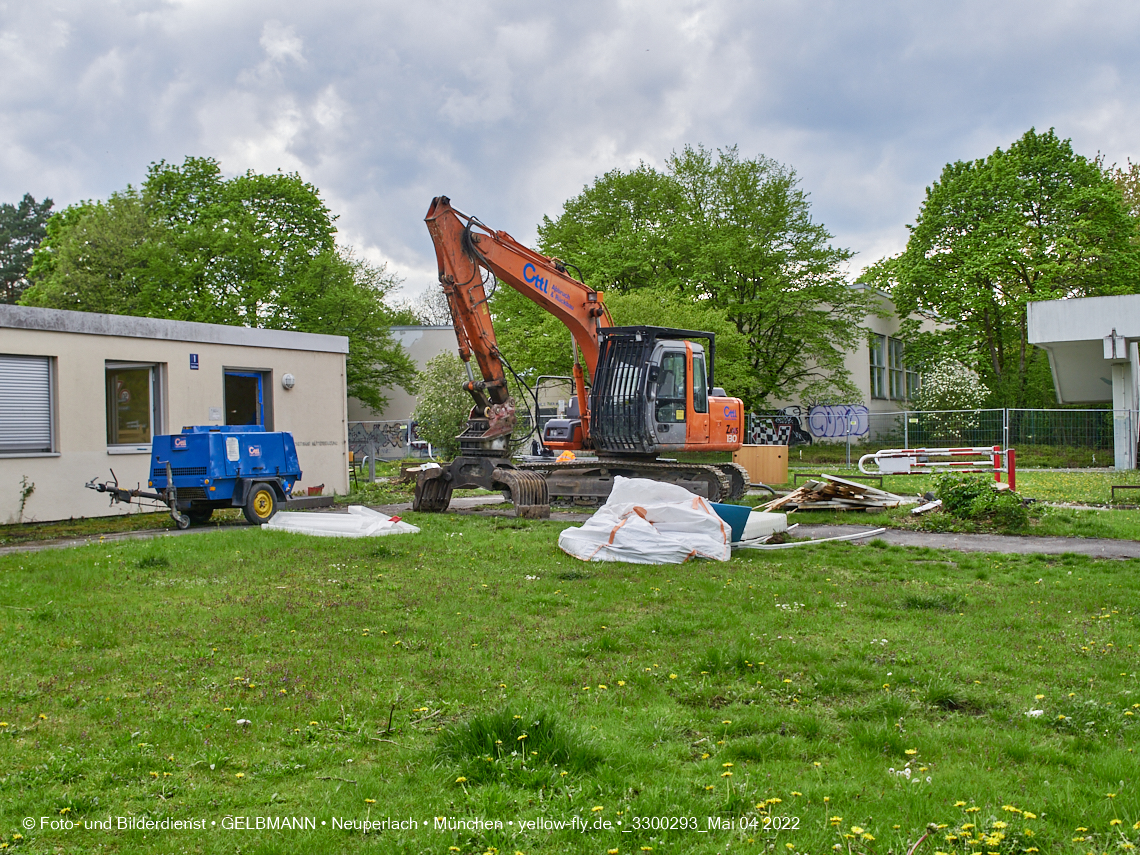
[655,351,687,424]
[692,351,708,414]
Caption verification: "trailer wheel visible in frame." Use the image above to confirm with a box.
[186,506,213,525]
[243,485,277,525]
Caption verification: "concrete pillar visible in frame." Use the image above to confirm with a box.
[1111,361,1136,470]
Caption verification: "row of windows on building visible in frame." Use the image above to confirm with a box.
[0,354,271,455]
[869,335,920,401]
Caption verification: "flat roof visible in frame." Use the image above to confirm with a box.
[1028,294,1140,344]
[0,305,349,354]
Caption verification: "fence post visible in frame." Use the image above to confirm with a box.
[1003,408,1009,453]
[903,410,908,450]
[368,439,376,482]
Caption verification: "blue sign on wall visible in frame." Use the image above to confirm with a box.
[190,353,199,370]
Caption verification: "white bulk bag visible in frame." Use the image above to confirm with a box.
[558,477,730,564]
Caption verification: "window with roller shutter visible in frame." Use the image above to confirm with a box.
[0,354,54,454]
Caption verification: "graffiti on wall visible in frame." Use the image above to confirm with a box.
[807,404,869,438]
[747,407,814,446]
[348,421,431,460]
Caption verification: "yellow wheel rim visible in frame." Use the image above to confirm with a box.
[252,490,274,518]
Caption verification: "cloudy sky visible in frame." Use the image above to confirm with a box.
[3,0,1139,299]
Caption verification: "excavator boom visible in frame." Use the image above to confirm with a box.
[425,196,609,440]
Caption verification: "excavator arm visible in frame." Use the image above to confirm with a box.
[425,196,611,442]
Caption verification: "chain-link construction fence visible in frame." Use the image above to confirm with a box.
[749,408,1135,468]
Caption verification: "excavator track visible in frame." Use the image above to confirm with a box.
[716,462,753,501]
[518,458,733,504]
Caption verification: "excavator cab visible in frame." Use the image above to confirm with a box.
[588,326,742,456]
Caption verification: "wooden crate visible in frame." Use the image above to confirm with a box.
[732,445,788,485]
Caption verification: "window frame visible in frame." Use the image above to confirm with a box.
[105,361,164,453]
[869,335,887,400]
[888,337,906,400]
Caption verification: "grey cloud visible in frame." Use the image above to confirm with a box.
[2,0,1139,295]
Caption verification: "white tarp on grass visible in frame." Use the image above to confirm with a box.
[558,477,731,564]
[262,505,419,538]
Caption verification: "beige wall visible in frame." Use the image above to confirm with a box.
[348,326,457,421]
[1,325,348,524]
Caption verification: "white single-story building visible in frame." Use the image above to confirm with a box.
[1,304,350,523]
[1028,294,1139,469]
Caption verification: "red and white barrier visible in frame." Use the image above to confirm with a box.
[858,445,1016,491]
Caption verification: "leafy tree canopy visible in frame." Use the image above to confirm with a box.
[0,193,53,304]
[22,157,413,413]
[867,128,1140,408]
[411,352,472,459]
[535,145,871,408]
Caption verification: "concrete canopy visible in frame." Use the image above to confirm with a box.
[1027,294,1140,469]
[1027,294,1140,404]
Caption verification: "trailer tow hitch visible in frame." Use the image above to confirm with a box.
[85,463,191,530]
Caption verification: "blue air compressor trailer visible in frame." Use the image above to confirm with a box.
[87,426,302,528]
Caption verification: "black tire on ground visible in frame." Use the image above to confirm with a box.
[186,506,213,525]
[243,485,278,525]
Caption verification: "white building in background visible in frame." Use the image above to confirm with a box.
[0,305,350,523]
[1028,294,1140,470]
[348,325,456,421]
[765,286,930,443]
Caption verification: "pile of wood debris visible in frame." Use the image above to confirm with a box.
[762,474,903,512]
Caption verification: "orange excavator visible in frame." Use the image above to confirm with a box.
[413,196,749,518]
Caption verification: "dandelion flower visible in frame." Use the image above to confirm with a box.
[954,801,966,807]
[721,771,733,778]
[235,773,244,778]
[455,777,467,783]
[851,826,864,835]
[592,806,603,812]
[701,752,710,759]
[365,798,375,804]
[617,680,625,686]
[791,791,802,796]
[705,785,715,791]
[1111,819,1122,826]
[905,748,917,755]
[669,674,677,680]
[1022,811,1037,819]
[722,762,734,768]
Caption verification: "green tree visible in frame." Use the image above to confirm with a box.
[1110,159,1140,219]
[869,128,1140,407]
[22,157,414,412]
[411,352,472,459]
[537,145,871,408]
[0,193,53,303]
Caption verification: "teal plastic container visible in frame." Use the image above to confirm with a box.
[711,502,751,543]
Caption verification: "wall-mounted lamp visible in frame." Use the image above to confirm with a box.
[281,373,296,390]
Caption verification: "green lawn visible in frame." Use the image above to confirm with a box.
[1,517,1137,854]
